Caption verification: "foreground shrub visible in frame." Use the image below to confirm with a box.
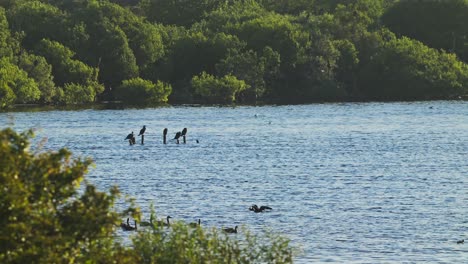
[132,211,293,264]
[0,128,139,263]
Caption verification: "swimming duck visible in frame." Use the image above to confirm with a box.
[249,204,272,213]
[140,215,154,227]
[156,215,172,226]
[121,218,137,231]
[457,239,464,244]
[189,219,201,228]
[223,226,238,233]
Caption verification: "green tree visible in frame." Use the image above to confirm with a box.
[60,81,104,104]
[334,39,359,94]
[0,7,17,58]
[192,71,248,103]
[0,57,40,107]
[0,79,15,108]
[34,39,96,86]
[382,0,468,62]
[358,37,468,99]
[141,0,221,27]
[85,18,139,88]
[78,0,165,70]
[16,52,57,103]
[6,1,68,49]
[259,0,317,15]
[148,30,245,101]
[215,47,280,102]
[115,77,172,104]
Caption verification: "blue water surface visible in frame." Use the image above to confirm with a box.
[1,101,467,263]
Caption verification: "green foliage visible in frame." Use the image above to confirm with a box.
[141,0,221,27]
[382,0,468,62]
[7,1,68,49]
[259,0,317,15]
[81,0,164,70]
[16,52,57,103]
[334,39,359,93]
[115,77,171,104]
[60,81,104,105]
[235,13,309,67]
[0,57,40,107]
[34,39,96,86]
[358,37,468,99]
[215,47,281,102]
[133,221,293,264]
[0,0,466,106]
[0,128,133,263]
[0,7,15,58]
[192,71,248,103]
[86,18,139,87]
[0,79,15,108]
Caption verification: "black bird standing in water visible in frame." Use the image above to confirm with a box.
[125,132,134,140]
[138,125,146,136]
[163,128,168,136]
[174,131,181,140]
[181,128,187,137]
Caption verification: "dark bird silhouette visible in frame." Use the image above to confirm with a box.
[181,128,187,136]
[249,204,272,213]
[125,132,134,140]
[457,239,464,244]
[138,125,146,136]
[223,226,238,234]
[156,216,172,227]
[140,215,153,227]
[196,139,199,143]
[174,132,181,140]
[163,128,168,136]
[121,218,137,231]
[189,219,201,228]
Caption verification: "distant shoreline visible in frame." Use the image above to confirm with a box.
[2,96,466,113]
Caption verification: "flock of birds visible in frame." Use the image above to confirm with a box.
[120,204,272,234]
[125,125,193,143]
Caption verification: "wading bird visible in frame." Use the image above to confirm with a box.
[125,132,134,140]
[138,125,146,136]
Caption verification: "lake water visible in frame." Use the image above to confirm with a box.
[1,101,467,263]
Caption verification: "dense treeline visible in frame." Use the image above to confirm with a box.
[0,0,467,108]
